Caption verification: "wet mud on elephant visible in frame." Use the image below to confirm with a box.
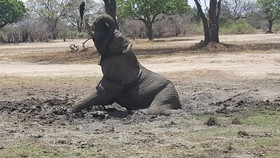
[73,14,181,115]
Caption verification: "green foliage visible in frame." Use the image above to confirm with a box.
[116,0,190,21]
[257,0,280,21]
[117,0,190,40]
[242,109,280,127]
[189,7,200,24]
[220,20,256,34]
[0,30,7,41]
[272,21,280,31]
[66,30,88,39]
[0,0,27,29]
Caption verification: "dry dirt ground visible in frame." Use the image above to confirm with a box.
[0,34,280,157]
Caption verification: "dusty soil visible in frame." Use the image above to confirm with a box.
[0,34,280,157]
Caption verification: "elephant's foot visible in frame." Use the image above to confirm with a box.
[72,91,105,113]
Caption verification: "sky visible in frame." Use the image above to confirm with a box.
[189,0,196,7]
[22,0,198,7]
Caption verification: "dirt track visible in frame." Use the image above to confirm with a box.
[0,34,280,157]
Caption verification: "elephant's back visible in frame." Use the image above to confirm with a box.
[115,66,172,110]
[138,66,171,96]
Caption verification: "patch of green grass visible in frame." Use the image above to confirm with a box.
[254,137,279,147]
[0,144,105,158]
[0,145,57,158]
[173,109,280,157]
[241,109,280,127]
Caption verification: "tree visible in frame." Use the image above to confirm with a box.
[0,0,27,29]
[257,0,280,33]
[194,0,222,45]
[116,0,190,41]
[103,0,119,29]
[27,0,67,39]
[64,0,102,32]
[221,0,258,22]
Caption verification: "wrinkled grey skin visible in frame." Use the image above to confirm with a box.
[73,14,181,115]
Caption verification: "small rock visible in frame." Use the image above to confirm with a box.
[169,121,176,125]
[57,140,67,144]
[60,122,66,126]
[79,142,88,148]
[9,130,16,133]
[31,134,43,138]
[238,130,249,137]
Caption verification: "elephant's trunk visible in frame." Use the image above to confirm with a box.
[92,14,116,34]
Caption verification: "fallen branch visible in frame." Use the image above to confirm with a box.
[69,44,79,52]
[82,37,92,49]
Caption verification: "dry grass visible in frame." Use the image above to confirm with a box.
[6,48,100,64]
[3,40,280,65]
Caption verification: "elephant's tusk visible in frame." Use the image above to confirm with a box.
[84,20,94,37]
[124,43,132,54]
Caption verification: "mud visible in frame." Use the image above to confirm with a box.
[1,78,279,126]
[1,34,280,157]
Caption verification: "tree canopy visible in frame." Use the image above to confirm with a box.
[257,0,280,21]
[116,0,190,40]
[257,0,280,33]
[27,0,68,39]
[222,0,258,22]
[64,0,102,32]
[0,0,27,29]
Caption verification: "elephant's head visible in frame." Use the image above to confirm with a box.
[84,14,116,55]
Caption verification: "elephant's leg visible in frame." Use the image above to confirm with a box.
[72,77,123,112]
[140,83,181,115]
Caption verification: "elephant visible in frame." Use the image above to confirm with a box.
[73,14,181,115]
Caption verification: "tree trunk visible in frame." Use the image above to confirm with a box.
[79,2,85,33]
[78,20,82,32]
[145,22,154,41]
[267,20,273,33]
[78,24,82,33]
[22,31,29,42]
[209,0,220,43]
[194,0,221,45]
[103,0,119,30]
[194,0,210,44]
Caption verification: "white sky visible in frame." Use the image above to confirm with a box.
[22,0,198,7]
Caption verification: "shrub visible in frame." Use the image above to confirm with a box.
[0,31,7,42]
[66,31,89,39]
[272,22,280,32]
[205,116,220,126]
[220,20,256,34]
[232,117,242,125]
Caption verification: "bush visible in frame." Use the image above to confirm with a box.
[220,20,256,34]
[67,31,89,39]
[0,31,7,42]
[205,116,220,126]
[272,22,280,32]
